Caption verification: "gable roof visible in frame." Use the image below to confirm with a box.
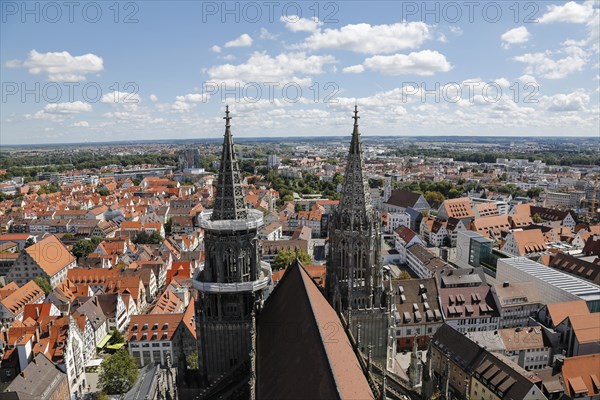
[562,354,600,398]
[386,190,423,208]
[257,260,374,400]
[24,235,75,277]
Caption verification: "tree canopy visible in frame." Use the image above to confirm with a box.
[272,248,312,271]
[98,349,139,394]
[33,277,52,294]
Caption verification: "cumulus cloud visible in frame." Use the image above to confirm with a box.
[281,16,323,33]
[175,93,210,103]
[501,27,531,49]
[27,101,92,121]
[207,51,336,85]
[362,50,452,76]
[342,65,365,74]
[72,121,89,127]
[514,47,588,79]
[297,21,430,54]
[211,45,221,53]
[149,94,158,102]
[224,33,253,48]
[8,50,104,81]
[543,89,590,111]
[101,90,141,104]
[538,1,596,24]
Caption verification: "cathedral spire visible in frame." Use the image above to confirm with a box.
[339,106,372,213]
[350,105,361,155]
[211,106,248,221]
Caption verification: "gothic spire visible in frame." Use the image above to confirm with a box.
[211,106,248,221]
[339,106,373,213]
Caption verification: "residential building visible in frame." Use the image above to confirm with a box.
[0,281,45,326]
[491,281,543,328]
[6,235,76,288]
[392,278,443,350]
[1,353,70,400]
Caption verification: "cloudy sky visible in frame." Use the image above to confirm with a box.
[1,1,599,144]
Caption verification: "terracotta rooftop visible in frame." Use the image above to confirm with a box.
[545,300,589,327]
[24,235,75,277]
[562,353,600,398]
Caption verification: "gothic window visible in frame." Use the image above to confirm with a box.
[224,248,237,283]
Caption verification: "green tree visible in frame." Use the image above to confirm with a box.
[425,191,445,208]
[72,239,96,259]
[97,187,110,196]
[186,352,199,370]
[34,277,52,294]
[132,231,163,245]
[532,213,543,223]
[98,349,139,394]
[109,329,125,344]
[272,248,312,271]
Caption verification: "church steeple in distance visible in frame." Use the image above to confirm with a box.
[211,105,248,221]
[326,106,384,311]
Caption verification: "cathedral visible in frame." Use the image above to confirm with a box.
[193,106,403,399]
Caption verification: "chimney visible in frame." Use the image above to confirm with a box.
[20,372,26,378]
[503,281,510,287]
[35,306,40,318]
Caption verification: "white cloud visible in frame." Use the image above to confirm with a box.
[518,74,539,86]
[494,78,511,87]
[11,50,104,81]
[171,101,194,112]
[539,1,596,24]
[220,54,236,61]
[27,101,92,121]
[297,21,430,54]
[501,27,531,48]
[342,65,365,74]
[101,90,141,104]
[543,89,590,112]
[224,33,253,48]
[207,51,336,85]
[149,94,158,102]
[42,101,92,114]
[175,93,210,103]
[514,47,588,79]
[211,45,221,53]
[362,50,452,76]
[259,28,278,40]
[72,121,89,127]
[281,16,323,33]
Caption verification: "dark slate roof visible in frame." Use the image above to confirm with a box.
[583,236,600,257]
[386,190,422,208]
[550,253,600,285]
[431,324,485,373]
[2,353,67,399]
[256,260,374,400]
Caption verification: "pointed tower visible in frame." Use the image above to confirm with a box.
[326,106,383,310]
[194,106,272,385]
[326,106,391,364]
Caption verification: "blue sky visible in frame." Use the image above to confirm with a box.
[1,0,599,144]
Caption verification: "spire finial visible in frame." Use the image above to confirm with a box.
[224,105,232,128]
[353,105,359,127]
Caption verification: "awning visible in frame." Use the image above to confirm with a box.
[85,359,103,368]
[97,334,112,348]
[106,343,126,350]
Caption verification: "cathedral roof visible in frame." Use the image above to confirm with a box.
[257,260,374,399]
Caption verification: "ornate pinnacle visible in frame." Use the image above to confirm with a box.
[224,105,232,127]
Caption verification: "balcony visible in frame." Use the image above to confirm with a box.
[193,261,272,294]
[197,209,263,232]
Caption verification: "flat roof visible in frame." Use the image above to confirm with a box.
[498,257,600,303]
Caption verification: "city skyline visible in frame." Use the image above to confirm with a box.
[1,1,599,144]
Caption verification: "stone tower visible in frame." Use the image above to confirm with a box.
[193,107,272,384]
[326,106,395,365]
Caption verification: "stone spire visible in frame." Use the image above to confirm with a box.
[338,105,373,214]
[211,105,248,221]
